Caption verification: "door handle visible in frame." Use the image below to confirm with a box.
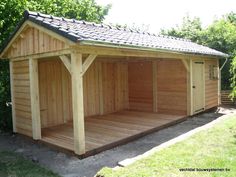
[192,86,196,88]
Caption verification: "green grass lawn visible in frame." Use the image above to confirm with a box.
[97,115,236,177]
[0,151,60,177]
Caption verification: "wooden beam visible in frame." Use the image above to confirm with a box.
[71,51,85,155]
[81,54,97,76]
[10,49,71,61]
[203,60,206,110]
[190,59,193,115]
[29,58,41,140]
[217,59,221,105]
[60,55,71,74]
[98,62,104,115]
[9,61,16,132]
[152,60,158,112]
[181,59,190,72]
[186,65,191,116]
[183,59,191,116]
[74,45,220,60]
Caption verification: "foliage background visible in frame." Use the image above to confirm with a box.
[0,0,111,131]
[161,13,236,92]
[0,1,235,132]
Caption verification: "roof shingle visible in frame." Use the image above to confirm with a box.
[1,10,229,58]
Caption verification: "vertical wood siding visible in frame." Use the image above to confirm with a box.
[128,61,153,112]
[6,27,69,58]
[38,59,129,128]
[156,60,187,115]
[39,59,64,128]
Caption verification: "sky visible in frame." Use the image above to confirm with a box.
[95,0,236,33]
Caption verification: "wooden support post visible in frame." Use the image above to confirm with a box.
[203,60,206,110]
[217,59,221,105]
[9,61,16,132]
[183,59,191,116]
[60,55,71,74]
[98,62,104,115]
[152,60,158,112]
[81,54,97,76]
[71,51,85,155]
[29,58,41,140]
[189,59,193,115]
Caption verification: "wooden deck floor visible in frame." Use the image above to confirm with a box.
[41,110,186,156]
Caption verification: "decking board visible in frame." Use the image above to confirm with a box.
[41,110,186,156]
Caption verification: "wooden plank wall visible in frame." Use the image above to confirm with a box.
[83,61,100,116]
[6,27,69,58]
[128,61,153,112]
[205,59,218,109]
[38,58,129,128]
[156,60,187,115]
[102,61,129,113]
[39,59,65,128]
[12,60,32,137]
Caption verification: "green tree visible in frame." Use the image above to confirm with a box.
[160,15,203,43]
[161,13,236,91]
[0,0,111,131]
[201,17,236,90]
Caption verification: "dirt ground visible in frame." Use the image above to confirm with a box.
[0,106,235,177]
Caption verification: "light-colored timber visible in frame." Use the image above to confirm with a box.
[71,51,85,155]
[1,14,222,157]
[41,110,186,156]
[29,58,41,139]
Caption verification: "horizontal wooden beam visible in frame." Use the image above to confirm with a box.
[10,49,71,61]
[74,45,219,60]
[81,54,97,76]
[60,55,71,74]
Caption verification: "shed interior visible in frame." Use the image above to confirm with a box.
[38,56,188,154]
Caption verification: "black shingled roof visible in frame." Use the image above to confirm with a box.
[0,10,228,58]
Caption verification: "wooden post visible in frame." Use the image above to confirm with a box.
[152,60,158,112]
[184,59,191,116]
[71,51,85,155]
[98,62,104,115]
[9,61,16,132]
[189,58,193,115]
[29,58,41,140]
[203,60,206,110]
[217,59,221,105]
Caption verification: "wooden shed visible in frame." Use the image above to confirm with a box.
[0,11,228,157]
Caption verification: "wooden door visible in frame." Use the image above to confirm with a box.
[192,60,205,113]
